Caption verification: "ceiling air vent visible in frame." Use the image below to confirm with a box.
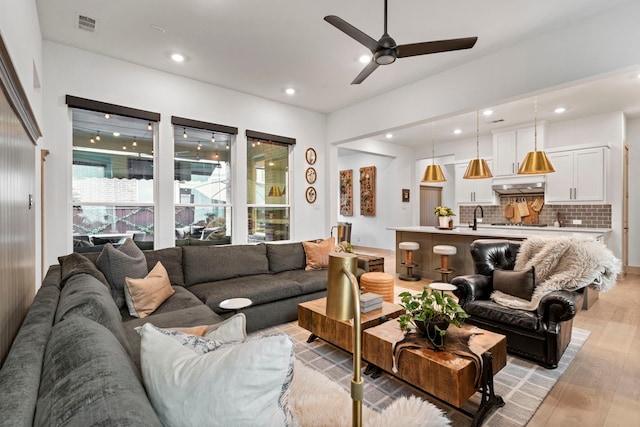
[491,119,505,124]
[77,14,97,32]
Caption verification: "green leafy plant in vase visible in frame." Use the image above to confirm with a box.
[434,206,455,228]
[398,288,469,349]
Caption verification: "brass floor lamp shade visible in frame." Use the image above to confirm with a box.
[463,111,493,179]
[325,252,363,427]
[518,96,555,174]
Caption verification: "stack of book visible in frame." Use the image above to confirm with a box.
[360,292,383,313]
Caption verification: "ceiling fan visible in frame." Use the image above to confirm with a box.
[324,0,478,84]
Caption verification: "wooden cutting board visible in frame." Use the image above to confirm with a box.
[523,202,539,224]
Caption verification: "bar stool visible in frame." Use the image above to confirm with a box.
[398,242,420,281]
[433,245,457,282]
[360,272,395,303]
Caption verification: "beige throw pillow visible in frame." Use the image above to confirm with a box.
[302,238,335,270]
[124,261,175,318]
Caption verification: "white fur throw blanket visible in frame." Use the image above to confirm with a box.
[290,360,450,427]
[491,236,621,311]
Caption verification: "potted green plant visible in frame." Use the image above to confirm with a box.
[434,206,455,228]
[398,288,469,349]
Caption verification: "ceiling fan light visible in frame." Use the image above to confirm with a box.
[374,49,396,65]
[463,158,493,179]
[422,164,446,182]
[518,151,555,174]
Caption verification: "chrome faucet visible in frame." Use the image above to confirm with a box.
[471,205,484,231]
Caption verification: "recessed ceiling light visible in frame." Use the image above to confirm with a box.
[453,129,462,135]
[171,53,185,62]
[483,110,493,116]
[554,107,566,114]
[113,132,120,137]
[385,133,393,139]
[285,88,296,95]
[359,54,372,64]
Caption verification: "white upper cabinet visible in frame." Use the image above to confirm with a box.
[545,147,606,203]
[493,125,545,176]
[454,160,496,205]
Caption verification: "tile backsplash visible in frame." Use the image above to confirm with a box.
[458,196,611,228]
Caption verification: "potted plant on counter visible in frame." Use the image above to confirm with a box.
[434,206,455,228]
[398,288,469,349]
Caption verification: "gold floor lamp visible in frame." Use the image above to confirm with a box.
[325,252,363,427]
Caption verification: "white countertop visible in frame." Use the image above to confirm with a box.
[387,224,610,239]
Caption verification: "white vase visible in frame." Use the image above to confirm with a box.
[438,216,450,228]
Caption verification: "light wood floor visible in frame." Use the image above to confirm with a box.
[356,246,640,426]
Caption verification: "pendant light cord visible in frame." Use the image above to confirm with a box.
[431,123,436,164]
[534,96,538,150]
[476,110,480,158]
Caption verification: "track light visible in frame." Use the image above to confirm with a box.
[96,131,101,141]
[90,138,95,144]
[225,143,229,150]
[147,122,153,131]
[132,137,137,147]
[211,133,215,143]
[122,144,127,150]
[197,142,202,150]
[183,128,188,139]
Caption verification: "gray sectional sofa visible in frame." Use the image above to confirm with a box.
[0,241,338,426]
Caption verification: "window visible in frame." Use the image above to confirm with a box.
[247,136,290,242]
[174,122,234,246]
[71,108,155,248]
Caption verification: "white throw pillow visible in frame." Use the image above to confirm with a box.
[139,324,297,426]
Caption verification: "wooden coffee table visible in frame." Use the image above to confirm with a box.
[362,320,507,426]
[298,297,404,353]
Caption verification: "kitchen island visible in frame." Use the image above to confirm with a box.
[389,224,611,281]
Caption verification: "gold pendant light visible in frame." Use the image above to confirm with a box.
[463,111,493,179]
[421,123,446,182]
[518,97,555,174]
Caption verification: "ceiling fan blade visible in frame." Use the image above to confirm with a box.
[351,61,380,85]
[396,37,478,58]
[324,15,379,52]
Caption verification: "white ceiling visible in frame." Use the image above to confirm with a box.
[37,0,640,146]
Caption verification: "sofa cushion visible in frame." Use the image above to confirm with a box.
[139,324,296,426]
[187,274,303,313]
[58,252,109,289]
[274,269,328,294]
[55,273,134,359]
[34,317,162,427]
[465,300,540,330]
[0,286,60,427]
[123,304,224,371]
[168,313,247,340]
[120,286,206,322]
[96,239,148,309]
[493,267,536,301]
[124,262,175,318]
[266,242,307,273]
[182,244,269,286]
[143,247,184,286]
[302,238,335,270]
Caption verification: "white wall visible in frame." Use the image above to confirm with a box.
[336,140,414,251]
[41,41,327,269]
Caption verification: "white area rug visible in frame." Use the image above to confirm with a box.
[255,321,589,427]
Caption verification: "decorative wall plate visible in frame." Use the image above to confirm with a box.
[305,167,317,184]
[305,186,317,203]
[305,148,317,165]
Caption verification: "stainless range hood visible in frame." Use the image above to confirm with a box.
[491,180,544,196]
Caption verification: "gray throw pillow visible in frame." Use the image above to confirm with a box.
[96,239,148,309]
[493,267,536,301]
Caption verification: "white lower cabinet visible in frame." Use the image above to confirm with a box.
[545,147,605,203]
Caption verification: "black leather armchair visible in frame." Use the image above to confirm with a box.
[451,239,582,369]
